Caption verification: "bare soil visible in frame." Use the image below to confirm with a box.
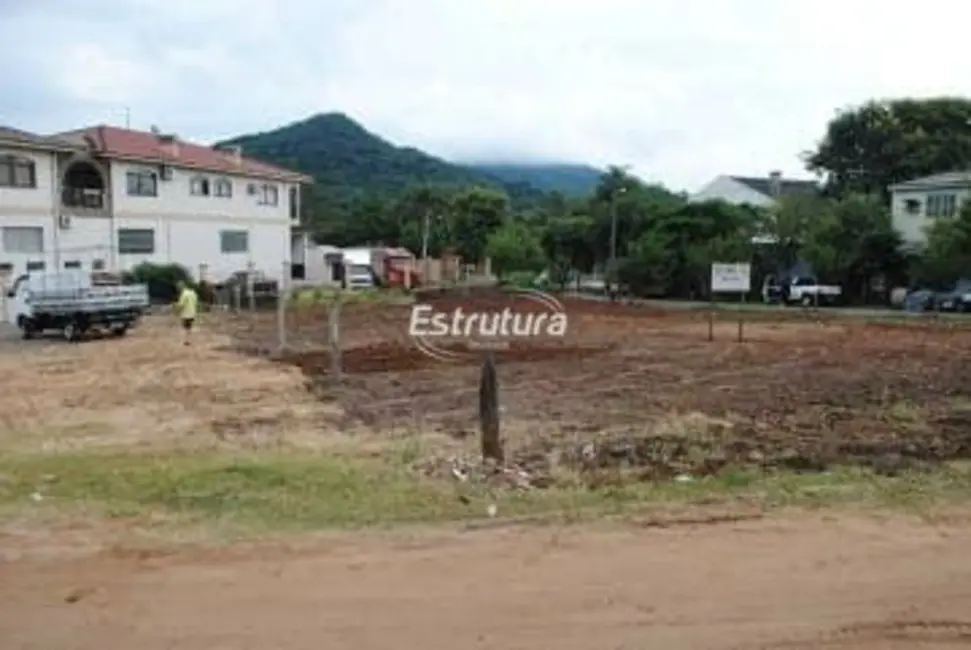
[2,513,971,650]
[3,297,971,649]
[227,292,971,484]
[0,317,346,453]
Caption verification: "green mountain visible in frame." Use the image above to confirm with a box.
[218,113,550,211]
[467,163,603,196]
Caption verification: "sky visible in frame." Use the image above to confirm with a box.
[1,0,969,192]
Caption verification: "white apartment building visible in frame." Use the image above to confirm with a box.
[0,124,310,287]
[889,171,971,248]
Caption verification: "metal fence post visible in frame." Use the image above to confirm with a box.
[277,260,288,351]
[328,289,343,382]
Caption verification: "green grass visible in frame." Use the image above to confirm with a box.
[2,451,970,535]
[288,286,414,309]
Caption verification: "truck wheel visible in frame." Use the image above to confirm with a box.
[18,317,35,340]
[62,320,83,343]
[111,324,129,337]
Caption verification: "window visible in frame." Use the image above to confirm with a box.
[214,178,232,198]
[25,261,45,272]
[126,170,158,197]
[248,183,278,205]
[190,176,211,196]
[257,184,279,206]
[220,230,249,253]
[92,259,106,271]
[926,193,957,218]
[0,154,37,188]
[288,186,298,219]
[64,260,81,269]
[904,199,922,215]
[1,226,43,253]
[117,228,155,254]
[0,262,13,273]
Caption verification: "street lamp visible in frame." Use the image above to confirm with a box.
[609,186,627,268]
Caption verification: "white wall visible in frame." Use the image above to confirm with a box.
[109,160,298,223]
[0,149,59,278]
[2,149,299,282]
[891,187,971,246]
[0,149,58,216]
[689,175,774,207]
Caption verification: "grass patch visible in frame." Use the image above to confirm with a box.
[1,452,970,534]
[288,286,413,308]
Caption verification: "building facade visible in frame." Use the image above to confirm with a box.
[0,124,310,285]
[889,171,971,247]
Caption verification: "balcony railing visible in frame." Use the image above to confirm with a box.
[61,187,105,209]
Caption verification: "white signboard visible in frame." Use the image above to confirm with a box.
[711,262,751,293]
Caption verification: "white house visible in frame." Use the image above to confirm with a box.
[0,123,311,285]
[690,170,819,207]
[889,171,970,247]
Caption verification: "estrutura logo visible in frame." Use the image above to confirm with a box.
[408,289,568,362]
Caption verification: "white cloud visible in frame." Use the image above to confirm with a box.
[1,0,970,191]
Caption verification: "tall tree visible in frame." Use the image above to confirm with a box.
[486,221,544,279]
[806,97,971,199]
[920,200,971,287]
[450,186,508,264]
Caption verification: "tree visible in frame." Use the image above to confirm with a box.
[393,186,453,257]
[450,186,508,264]
[806,98,971,199]
[656,200,757,297]
[801,194,905,299]
[541,215,595,281]
[587,168,686,266]
[486,221,544,279]
[616,229,676,296]
[919,200,971,288]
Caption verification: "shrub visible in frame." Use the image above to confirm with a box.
[126,263,194,302]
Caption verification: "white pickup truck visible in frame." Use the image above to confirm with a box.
[762,275,843,307]
[5,270,150,341]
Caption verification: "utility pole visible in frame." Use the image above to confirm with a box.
[608,184,626,299]
[421,210,431,286]
[421,210,430,260]
[609,193,618,267]
[124,107,131,129]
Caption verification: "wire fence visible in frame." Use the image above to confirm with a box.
[204,269,971,398]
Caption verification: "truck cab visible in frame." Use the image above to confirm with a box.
[762,275,843,306]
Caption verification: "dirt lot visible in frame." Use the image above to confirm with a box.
[2,293,971,649]
[229,291,971,484]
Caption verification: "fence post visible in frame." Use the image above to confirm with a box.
[479,351,503,464]
[277,260,288,351]
[232,284,241,311]
[247,271,255,312]
[328,289,343,382]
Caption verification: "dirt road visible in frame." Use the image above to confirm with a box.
[3,514,970,650]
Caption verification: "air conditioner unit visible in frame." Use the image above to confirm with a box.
[58,214,72,230]
[159,165,173,181]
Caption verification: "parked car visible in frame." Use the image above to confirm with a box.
[903,281,971,313]
[903,289,936,312]
[762,275,843,306]
[934,280,971,312]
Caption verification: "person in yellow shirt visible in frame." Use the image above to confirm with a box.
[175,281,199,346]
